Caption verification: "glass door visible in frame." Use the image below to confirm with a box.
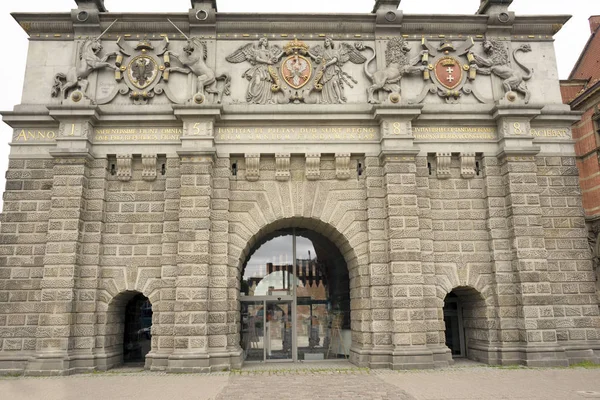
[241,300,264,362]
[265,300,293,361]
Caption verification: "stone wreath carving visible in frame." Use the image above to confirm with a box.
[360,37,427,104]
[51,20,119,102]
[468,38,534,103]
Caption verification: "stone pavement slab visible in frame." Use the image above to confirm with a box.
[1,365,600,400]
[377,367,600,400]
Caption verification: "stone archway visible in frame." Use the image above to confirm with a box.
[230,217,367,364]
[97,290,154,369]
[441,286,493,363]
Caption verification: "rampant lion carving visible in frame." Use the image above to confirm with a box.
[51,37,118,100]
[362,37,426,104]
[167,37,231,104]
[469,38,534,103]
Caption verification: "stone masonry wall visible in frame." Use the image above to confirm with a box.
[539,156,600,356]
[427,155,496,354]
[0,159,53,361]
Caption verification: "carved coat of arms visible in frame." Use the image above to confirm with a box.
[128,55,159,89]
[227,37,367,104]
[435,56,463,90]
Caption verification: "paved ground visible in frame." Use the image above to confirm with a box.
[1,361,600,400]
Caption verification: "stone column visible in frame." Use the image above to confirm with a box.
[168,106,223,372]
[27,106,98,374]
[374,106,437,368]
[492,106,568,366]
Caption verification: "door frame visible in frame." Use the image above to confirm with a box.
[241,296,296,362]
[443,297,466,358]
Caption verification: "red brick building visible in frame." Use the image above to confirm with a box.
[561,16,600,222]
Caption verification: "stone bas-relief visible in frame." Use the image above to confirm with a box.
[1,0,596,377]
[363,37,426,104]
[469,38,534,103]
[227,37,367,104]
[226,38,284,104]
[51,22,119,102]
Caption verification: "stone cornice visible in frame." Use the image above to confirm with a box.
[12,12,570,38]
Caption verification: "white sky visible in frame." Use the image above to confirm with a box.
[0,0,598,202]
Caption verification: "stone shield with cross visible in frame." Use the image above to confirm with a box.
[434,56,463,90]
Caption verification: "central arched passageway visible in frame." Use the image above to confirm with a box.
[238,223,352,363]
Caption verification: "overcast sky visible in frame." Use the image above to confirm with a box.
[0,0,598,204]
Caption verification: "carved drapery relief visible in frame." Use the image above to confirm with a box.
[275,153,291,181]
[335,153,351,180]
[117,154,132,181]
[227,37,367,104]
[308,37,367,104]
[468,38,534,103]
[245,154,260,182]
[226,38,285,105]
[142,154,157,181]
[305,153,321,180]
[436,152,452,179]
[460,152,476,179]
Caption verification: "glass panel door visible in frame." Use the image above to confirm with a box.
[265,300,293,361]
[241,300,264,361]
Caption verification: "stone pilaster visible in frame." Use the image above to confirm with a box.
[491,106,569,366]
[25,107,98,374]
[168,106,224,372]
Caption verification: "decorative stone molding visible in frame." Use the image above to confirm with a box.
[436,152,451,179]
[116,154,132,181]
[305,153,321,181]
[460,153,476,179]
[275,153,290,181]
[142,154,157,181]
[335,153,351,180]
[245,154,260,182]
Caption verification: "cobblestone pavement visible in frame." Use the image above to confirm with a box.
[1,363,600,400]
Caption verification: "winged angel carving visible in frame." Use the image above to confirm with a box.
[309,37,367,104]
[226,38,284,104]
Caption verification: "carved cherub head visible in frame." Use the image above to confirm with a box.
[258,37,268,48]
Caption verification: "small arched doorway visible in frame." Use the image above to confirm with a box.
[105,291,153,366]
[240,227,350,362]
[123,293,153,363]
[443,286,488,361]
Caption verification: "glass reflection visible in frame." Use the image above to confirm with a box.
[240,228,350,362]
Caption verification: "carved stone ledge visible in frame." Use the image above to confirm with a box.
[336,153,351,180]
[436,152,451,179]
[305,153,321,181]
[275,153,290,181]
[245,154,260,182]
[142,154,157,181]
[117,154,132,182]
[460,153,476,179]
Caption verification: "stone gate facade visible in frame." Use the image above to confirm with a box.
[0,0,599,375]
